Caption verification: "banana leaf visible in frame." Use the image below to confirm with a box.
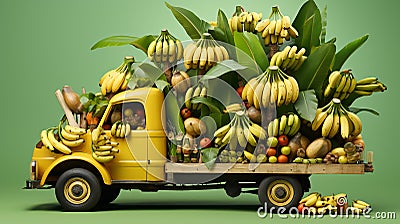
[90,35,156,53]
[295,9,322,54]
[201,147,219,169]
[234,32,268,72]
[320,5,327,44]
[164,93,185,135]
[294,43,336,98]
[199,60,249,81]
[165,2,211,40]
[217,9,234,46]
[294,90,318,122]
[332,34,369,71]
[293,0,319,30]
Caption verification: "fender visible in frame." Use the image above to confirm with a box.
[40,152,112,186]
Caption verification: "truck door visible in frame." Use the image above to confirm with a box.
[103,101,148,182]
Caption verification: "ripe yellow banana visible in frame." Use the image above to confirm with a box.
[300,192,319,204]
[261,80,271,108]
[61,138,84,147]
[41,129,54,151]
[48,129,72,154]
[168,38,176,63]
[328,108,340,138]
[65,125,86,135]
[92,152,114,163]
[176,39,183,60]
[321,109,334,137]
[61,128,80,141]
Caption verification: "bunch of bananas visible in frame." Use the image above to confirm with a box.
[267,113,301,137]
[99,56,134,96]
[214,110,266,150]
[312,98,362,139]
[184,33,229,71]
[111,121,131,138]
[41,122,86,155]
[218,149,241,163]
[354,77,387,96]
[269,46,307,72]
[147,29,183,64]
[184,85,207,110]
[323,70,357,100]
[228,6,262,33]
[299,192,370,215]
[91,127,119,163]
[255,6,298,45]
[242,66,299,109]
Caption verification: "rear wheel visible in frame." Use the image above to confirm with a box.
[258,176,303,212]
[55,168,101,211]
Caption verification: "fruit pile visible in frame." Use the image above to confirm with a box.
[298,192,371,215]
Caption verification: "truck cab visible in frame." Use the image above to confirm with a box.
[26,88,168,210]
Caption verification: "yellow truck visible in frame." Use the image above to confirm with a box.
[25,87,373,211]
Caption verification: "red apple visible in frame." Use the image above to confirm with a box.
[278,135,289,146]
[180,108,192,120]
[199,137,212,148]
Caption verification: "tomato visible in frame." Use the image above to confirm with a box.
[266,147,277,157]
[277,154,289,163]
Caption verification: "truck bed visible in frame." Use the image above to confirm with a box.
[165,162,367,174]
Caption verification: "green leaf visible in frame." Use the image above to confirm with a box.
[295,43,336,98]
[293,0,319,30]
[133,62,164,82]
[332,34,369,71]
[217,10,234,45]
[349,107,379,116]
[208,27,228,43]
[201,147,219,169]
[90,35,156,53]
[191,97,222,114]
[294,90,318,122]
[234,32,268,72]
[200,60,248,81]
[164,93,185,135]
[154,80,170,92]
[295,9,322,54]
[165,2,211,40]
[320,5,327,43]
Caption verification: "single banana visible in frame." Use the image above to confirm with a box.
[277,78,287,106]
[213,44,224,62]
[65,125,86,135]
[300,192,319,204]
[347,111,362,137]
[288,76,299,103]
[328,108,340,138]
[94,150,112,156]
[273,118,280,137]
[206,46,215,66]
[357,77,378,85]
[321,109,334,137]
[279,114,287,135]
[339,109,350,139]
[61,128,80,141]
[199,46,208,69]
[115,123,122,138]
[253,77,266,109]
[268,20,276,35]
[168,38,176,63]
[288,114,301,136]
[282,16,290,29]
[295,48,306,60]
[255,19,270,32]
[305,194,319,207]
[41,129,54,151]
[61,138,84,147]
[275,19,282,35]
[184,43,197,69]
[236,119,247,148]
[147,40,157,58]
[125,123,131,137]
[312,107,330,131]
[191,86,201,110]
[214,123,231,138]
[48,129,72,154]
[261,80,271,108]
[287,26,299,38]
[288,46,297,59]
[91,128,101,143]
[246,77,259,106]
[96,145,113,151]
[185,87,194,109]
[219,45,230,60]
[92,152,114,163]
[111,72,125,93]
[111,122,118,136]
[244,125,257,146]
[176,39,183,60]
[120,122,126,138]
[293,56,307,71]
[162,38,169,62]
[281,46,291,61]
[354,200,370,208]
[283,78,293,105]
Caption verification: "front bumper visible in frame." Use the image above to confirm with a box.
[24,180,42,189]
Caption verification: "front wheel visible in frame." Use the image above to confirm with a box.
[258,176,303,212]
[55,168,102,211]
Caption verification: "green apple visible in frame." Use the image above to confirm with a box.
[269,156,278,163]
[338,155,348,164]
[257,154,267,163]
[281,146,291,155]
[267,137,278,147]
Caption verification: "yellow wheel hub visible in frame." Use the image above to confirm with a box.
[64,177,91,205]
[267,180,294,207]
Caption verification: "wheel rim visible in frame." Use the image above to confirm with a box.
[267,180,294,207]
[64,177,91,205]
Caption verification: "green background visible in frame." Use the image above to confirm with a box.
[0,0,398,223]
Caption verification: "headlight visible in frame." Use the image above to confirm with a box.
[30,161,37,181]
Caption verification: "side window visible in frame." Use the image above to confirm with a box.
[122,102,146,130]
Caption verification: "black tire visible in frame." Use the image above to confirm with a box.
[258,176,303,212]
[99,185,121,205]
[55,168,102,211]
